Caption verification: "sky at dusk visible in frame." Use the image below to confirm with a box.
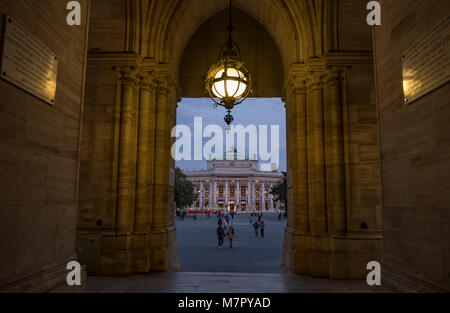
[175,98,287,172]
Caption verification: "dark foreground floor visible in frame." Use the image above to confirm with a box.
[86,272,391,293]
[176,213,286,273]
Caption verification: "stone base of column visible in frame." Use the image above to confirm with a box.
[328,235,382,279]
[132,232,151,273]
[99,234,133,276]
[281,227,312,275]
[282,229,382,279]
[148,225,181,272]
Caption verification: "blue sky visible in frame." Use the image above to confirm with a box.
[175,98,286,172]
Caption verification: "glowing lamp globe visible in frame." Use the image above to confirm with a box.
[203,0,252,126]
[206,58,252,111]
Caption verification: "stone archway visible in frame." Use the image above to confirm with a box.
[78,0,382,279]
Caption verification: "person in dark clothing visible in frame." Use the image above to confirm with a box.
[253,221,259,237]
[217,225,225,248]
[226,225,235,248]
[259,219,265,238]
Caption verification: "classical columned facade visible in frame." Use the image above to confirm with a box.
[186,158,283,213]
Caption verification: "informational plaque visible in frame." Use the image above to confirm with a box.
[402,15,450,104]
[0,16,58,105]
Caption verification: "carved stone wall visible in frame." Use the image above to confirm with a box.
[0,0,89,292]
[374,0,450,292]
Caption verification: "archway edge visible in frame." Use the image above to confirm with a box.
[144,0,317,82]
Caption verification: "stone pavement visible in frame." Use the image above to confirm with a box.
[176,213,286,273]
[86,213,392,293]
[86,272,391,293]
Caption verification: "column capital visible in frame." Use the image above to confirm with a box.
[324,66,346,86]
[156,76,172,94]
[293,79,307,95]
[138,71,156,91]
[119,67,139,87]
[306,72,324,90]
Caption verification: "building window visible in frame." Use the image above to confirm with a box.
[256,201,260,211]
[241,187,246,197]
[205,188,209,197]
[256,187,260,197]
[196,201,200,208]
[265,201,269,211]
[197,188,200,195]
[219,186,224,197]
[241,204,246,211]
[205,201,209,209]
[230,187,235,197]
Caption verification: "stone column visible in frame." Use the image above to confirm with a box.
[307,74,327,236]
[270,183,274,211]
[247,181,251,211]
[116,68,138,235]
[135,72,155,231]
[262,182,265,211]
[209,181,213,208]
[213,180,217,207]
[149,76,180,271]
[236,181,240,211]
[294,80,310,234]
[200,181,203,209]
[224,181,228,209]
[105,67,137,275]
[325,68,347,235]
[133,71,156,273]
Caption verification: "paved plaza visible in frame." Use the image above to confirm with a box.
[86,213,392,293]
[176,213,286,273]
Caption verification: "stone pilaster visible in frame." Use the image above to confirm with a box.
[148,76,180,272]
[324,68,347,235]
[100,67,138,275]
[132,71,156,273]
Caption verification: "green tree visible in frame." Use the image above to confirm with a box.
[174,167,197,209]
[270,172,287,213]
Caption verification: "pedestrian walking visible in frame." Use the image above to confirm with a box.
[253,220,259,237]
[226,225,235,248]
[217,225,225,248]
[260,219,265,238]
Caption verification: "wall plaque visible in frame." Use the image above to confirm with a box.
[402,15,450,104]
[0,16,58,105]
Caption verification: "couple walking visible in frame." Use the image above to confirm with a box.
[217,216,235,248]
[250,214,265,238]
